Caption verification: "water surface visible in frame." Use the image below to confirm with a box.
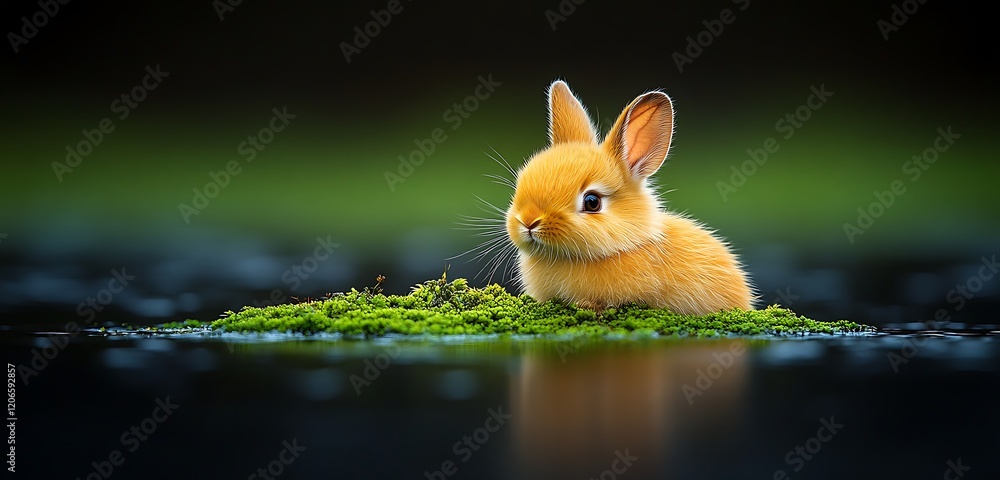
[5,329,998,479]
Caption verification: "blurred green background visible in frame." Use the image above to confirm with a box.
[1,0,997,325]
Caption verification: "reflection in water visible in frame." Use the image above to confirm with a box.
[510,340,750,479]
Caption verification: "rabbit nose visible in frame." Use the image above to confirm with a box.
[524,218,541,230]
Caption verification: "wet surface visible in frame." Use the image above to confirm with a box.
[4,329,999,479]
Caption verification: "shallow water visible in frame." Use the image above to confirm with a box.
[5,328,999,479]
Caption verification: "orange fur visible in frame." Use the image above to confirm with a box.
[505,80,753,315]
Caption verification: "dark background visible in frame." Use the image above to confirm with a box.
[2,0,997,328]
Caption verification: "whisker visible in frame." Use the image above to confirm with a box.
[449,234,510,263]
[456,230,507,239]
[456,215,505,224]
[449,147,524,286]
[502,246,520,284]
[477,242,511,281]
[470,238,512,262]
[486,244,516,283]
[473,195,508,217]
[454,223,501,229]
[484,241,519,284]
[485,146,518,179]
[482,173,516,189]
[454,222,504,230]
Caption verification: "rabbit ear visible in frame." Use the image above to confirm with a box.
[603,91,674,179]
[548,80,598,145]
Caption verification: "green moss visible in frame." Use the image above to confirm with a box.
[209,276,872,337]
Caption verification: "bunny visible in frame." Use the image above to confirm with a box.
[504,80,754,315]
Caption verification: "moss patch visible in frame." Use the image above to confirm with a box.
[209,276,871,337]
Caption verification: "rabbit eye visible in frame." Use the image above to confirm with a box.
[583,192,602,212]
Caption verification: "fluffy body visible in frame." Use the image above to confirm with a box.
[505,81,753,315]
